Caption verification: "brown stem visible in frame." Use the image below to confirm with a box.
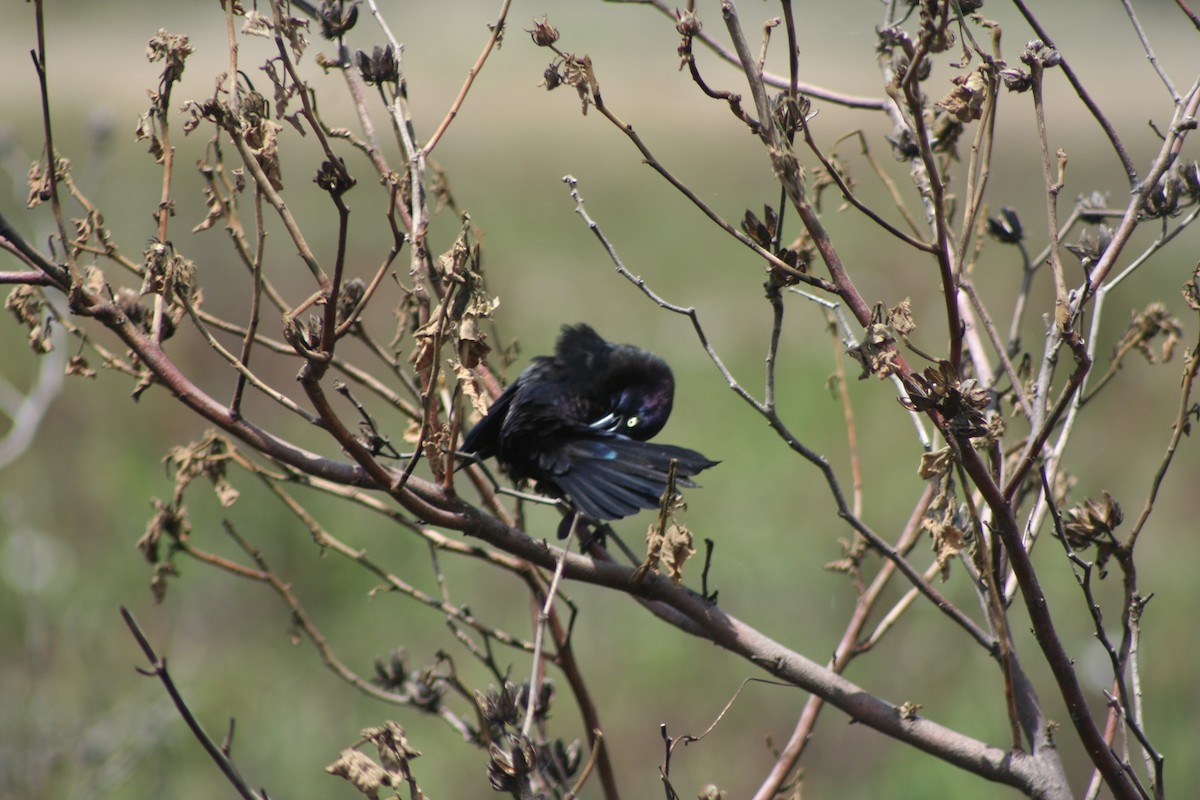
[960,438,1139,799]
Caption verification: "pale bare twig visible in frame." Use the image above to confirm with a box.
[523,515,577,739]
[1119,0,1179,101]
[1029,63,1069,330]
[615,0,886,109]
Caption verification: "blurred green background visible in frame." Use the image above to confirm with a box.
[2,2,1198,798]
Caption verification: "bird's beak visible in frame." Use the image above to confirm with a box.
[589,412,619,432]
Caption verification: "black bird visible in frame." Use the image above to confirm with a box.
[462,324,717,522]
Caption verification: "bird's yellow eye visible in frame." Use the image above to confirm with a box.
[626,416,639,428]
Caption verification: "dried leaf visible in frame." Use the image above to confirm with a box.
[164,430,238,506]
[326,749,389,798]
[932,522,965,581]
[138,498,189,603]
[824,557,857,574]
[660,522,695,584]
[556,53,598,114]
[918,448,951,480]
[847,308,898,379]
[65,355,97,379]
[241,9,272,38]
[1117,303,1182,365]
[1183,261,1200,311]
[252,118,284,190]
[450,359,490,418]
[435,221,473,281]
[5,285,53,354]
[936,69,988,122]
[363,721,422,769]
[192,178,226,233]
[149,561,177,605]
[888,297,917,337]
[422,423,449,482]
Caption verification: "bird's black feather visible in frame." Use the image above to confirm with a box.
[462,323,717,522]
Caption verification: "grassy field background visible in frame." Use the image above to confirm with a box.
[2,3,1198,798]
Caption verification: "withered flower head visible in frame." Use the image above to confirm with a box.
[527,16,559,47]
[675,9,702,36]
[741,206,779,249]
[771,92,810,137]
[314,157,356,196]
[540,738,582,783]
[887,123,920,161]
[407,665,444,712]
[999,67,1032,92]
[1063,492,1122,551]
[336,277,367,327]
[487,734,535,792]
[476,682,523,728]
[540,63,562,91]
[902,360,991,437]
[986,207,1024,244]
[918,2,956,53]
[373,648,410,691]
[1175,160,1200,202]
[356,45,398,86]
[1065,225,1113,274]
[1076,191,1111,224]
[317,0,358,39]
[1020,40,1061,69]
[529,679,554,722]
[1142,161,1200,219]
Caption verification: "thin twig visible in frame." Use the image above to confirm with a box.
[31,0,77,283]
[121,607,267,800]
[790,288,930,449]
[1030,64,1069,330]
[421,0,512,157]
[1118,0,1179,100]
[523,515,577,738]
[587,94,830,292]
[229,187,266,417]
[183,297,318,423]
[1010,0,1137,185]
[751,485,934,800]
[799,117,936,253]
[1124,328,1200,549]
[1040,470,1160,798]
[1077,78,1200,300]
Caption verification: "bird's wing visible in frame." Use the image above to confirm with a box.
[461,379,521,458]
[551,436,718,520]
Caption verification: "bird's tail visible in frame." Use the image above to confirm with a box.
[552,437,718,521]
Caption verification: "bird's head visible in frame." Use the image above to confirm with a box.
[588,347,676,441]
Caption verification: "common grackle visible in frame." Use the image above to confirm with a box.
[462,323,717,522]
